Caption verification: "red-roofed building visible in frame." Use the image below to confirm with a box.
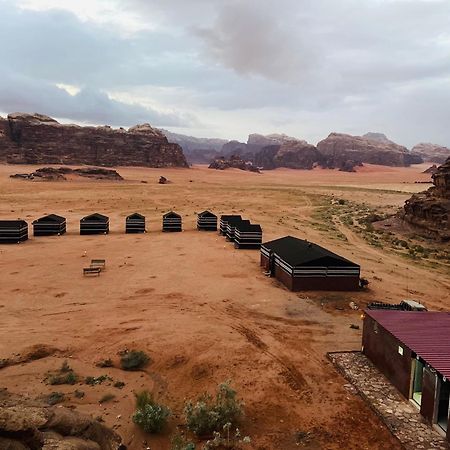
[363,310,450,440]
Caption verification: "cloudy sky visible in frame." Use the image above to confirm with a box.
[0,0,449,147]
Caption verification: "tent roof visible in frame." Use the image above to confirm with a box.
[262,236,359,267]
[33,214,65,224]
[163,211,181,218]
[127,213,145,220]
[81,213,109,221]
[198,210,216,218]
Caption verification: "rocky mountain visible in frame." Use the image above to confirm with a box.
[411,143,450,164]
[161,129,227,164]
[317,133,423,169]
[0,113,188,167]
[254,141,322,170]
[403,157,450,240]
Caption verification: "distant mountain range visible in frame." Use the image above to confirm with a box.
[163,129,450,171]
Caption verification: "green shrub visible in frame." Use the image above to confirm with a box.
[120,351,150,370]
[132,390,171,433]
[45,361,78,385]
[46,370,77,385]
[171,434,196,450]
[184,382,243,437]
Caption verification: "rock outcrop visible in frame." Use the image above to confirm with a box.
[0,113,188,168]
[208,155,260,173]
[10,167,123,181]
[403,157,450,240]
[254,141,323,170]
[0,389,124,449]
[317,133,423,169]
[411,143,450,164]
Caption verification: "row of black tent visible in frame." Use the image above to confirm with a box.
[0,212,261,245]
[219,215,263,249]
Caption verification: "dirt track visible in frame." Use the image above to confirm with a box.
[0,163,448,449]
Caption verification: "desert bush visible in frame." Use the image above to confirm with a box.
[85,375,111,385]
[120,350,150,370]
[45,361,78,385]
[132,390,171,433]
[171,434,196,450]
[203,423,251,449]
[114,381,125,389]
[184,382,243,437]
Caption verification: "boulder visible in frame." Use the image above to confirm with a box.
[0,113,188,168]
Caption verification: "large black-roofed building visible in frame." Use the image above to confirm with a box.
[261,236,360,291]
[80,213,109,235]
[197,211,217,231]
[126,213,146,233]
[162,211,182,232]
[33,214,66,236]
[219,215,241,236]
[0,220,28,243]
[234,222,262,249]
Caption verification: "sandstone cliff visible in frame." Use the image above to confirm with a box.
[254,141,322,170]
[317,133,422,169]
[403,157,450,240]
[0,113,188,168]
[411,143,450,164]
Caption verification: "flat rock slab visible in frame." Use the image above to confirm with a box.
[328,351,449,450]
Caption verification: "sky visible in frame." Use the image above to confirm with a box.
[0,0,449,147]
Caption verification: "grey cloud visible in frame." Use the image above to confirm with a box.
[0,69,192,127]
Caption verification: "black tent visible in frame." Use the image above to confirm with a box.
[126,213,146,234]
[0,220,28,243]
[260,236,360,291]
[219,215,241,236]
[162,211,182,232]
[226,218,250,241]
[234,222,262,249]
[197,211,217,231]
[33,214,66,236]
[80,213,109,235]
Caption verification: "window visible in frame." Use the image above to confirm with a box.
[373,321,379,334]
[398,346,404,356]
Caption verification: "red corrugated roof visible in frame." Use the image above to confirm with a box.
[366,310,450,379]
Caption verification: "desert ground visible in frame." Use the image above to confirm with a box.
[0,163,449,450]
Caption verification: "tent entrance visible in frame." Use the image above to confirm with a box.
[412,359,424,406]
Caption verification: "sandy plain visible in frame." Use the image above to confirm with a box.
[0,163,449,450]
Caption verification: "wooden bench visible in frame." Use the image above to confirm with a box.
[83,267,101,276]
[90,259,106,270]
